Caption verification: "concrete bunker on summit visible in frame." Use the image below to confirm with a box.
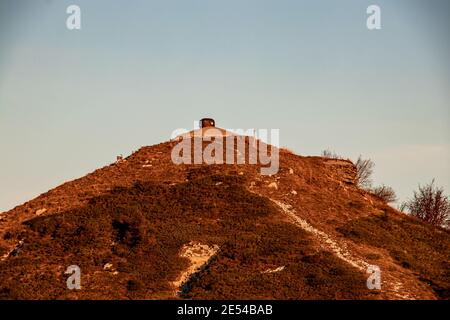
[199,118,215,128]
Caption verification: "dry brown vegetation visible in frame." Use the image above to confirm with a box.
[337,211,450,299]
[0,170,372,299]
[371,185,397,204]
[0,137,448,300]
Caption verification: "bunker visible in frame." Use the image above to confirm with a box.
[199,118,215,128]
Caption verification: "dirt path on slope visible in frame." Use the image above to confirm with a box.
[172,241,219,297]
[268,198,418,300]
[272,200,369,271]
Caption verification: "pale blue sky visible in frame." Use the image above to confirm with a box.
[0,0,449,212]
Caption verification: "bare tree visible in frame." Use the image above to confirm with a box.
[371,185,397,203]
[355,156,375,189]
[404,180,449,228]
[398,202,408,212]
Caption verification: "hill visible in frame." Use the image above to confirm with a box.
[0,135,448,299]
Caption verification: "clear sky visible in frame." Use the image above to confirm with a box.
[0,0,449,212]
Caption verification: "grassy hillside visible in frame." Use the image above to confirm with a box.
[0,170,372,299]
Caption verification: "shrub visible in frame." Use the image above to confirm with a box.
[321,149,341,159]
[371,185,397,203]
[403,180,449,228]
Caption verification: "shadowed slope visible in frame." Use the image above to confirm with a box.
[0,170,372,299]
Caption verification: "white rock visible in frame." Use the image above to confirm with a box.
[268,182,278,190]
[35,208,47,216]
[289,168,294,174]
[262,266,285,274]
[291,190,297,195]
[103,263,113,271]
